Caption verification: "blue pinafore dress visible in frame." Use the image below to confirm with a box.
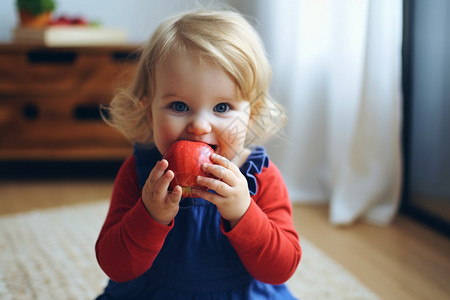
[97,144,297,299]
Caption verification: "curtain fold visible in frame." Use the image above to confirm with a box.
[236,0,403,225]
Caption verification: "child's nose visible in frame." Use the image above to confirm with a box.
[187,114,212,135]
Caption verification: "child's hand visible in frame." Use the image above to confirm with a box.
[142,159,182,225]
[192,153,251,228]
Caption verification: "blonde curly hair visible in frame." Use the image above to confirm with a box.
[104,9,286,146]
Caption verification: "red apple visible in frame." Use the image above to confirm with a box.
[163,140,215,197]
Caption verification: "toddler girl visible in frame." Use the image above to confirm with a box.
[96,9,301,299]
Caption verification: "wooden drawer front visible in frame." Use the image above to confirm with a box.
[0,50,137,94]
[0,94,131,160]
[0,45,138,160]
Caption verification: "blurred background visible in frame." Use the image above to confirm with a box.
[0,0,449,235]
[0,2,449,298]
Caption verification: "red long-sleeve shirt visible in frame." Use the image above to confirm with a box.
[96,155,301,284]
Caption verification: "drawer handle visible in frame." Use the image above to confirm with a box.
[22,104,39,120]
[73,104,102,121]
[112,51,140,63]
[27,51,77,64]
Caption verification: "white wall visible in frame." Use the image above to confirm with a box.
[0,0,236,43]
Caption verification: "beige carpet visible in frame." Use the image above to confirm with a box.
[0,201,379,300]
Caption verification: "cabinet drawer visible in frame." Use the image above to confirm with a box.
[0,94,132,160]
[0,48,138,94]
[0,44,138,160]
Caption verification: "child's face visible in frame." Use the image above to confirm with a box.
[150,52,250,163]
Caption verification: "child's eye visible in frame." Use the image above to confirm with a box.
[170,101,189,112]
[213,103,230,113]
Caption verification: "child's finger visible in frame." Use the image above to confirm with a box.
[210,153,241,175]
[201,163,236,186]
[146,159,169,187]
[191,188,222,206]
[168,185,182,204]
[196,175,231,196]
[153,169,175,198]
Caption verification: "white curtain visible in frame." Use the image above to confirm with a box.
[235,0,403,225]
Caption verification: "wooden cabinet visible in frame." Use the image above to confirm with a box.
[0,44,140,161]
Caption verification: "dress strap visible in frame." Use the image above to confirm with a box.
[133,144,161,188]
[239,146,269,195]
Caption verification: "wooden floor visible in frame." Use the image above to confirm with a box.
[0,180,449,300]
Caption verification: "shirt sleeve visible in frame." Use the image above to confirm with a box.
[222,160,302,284]
[95,156,173,282]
